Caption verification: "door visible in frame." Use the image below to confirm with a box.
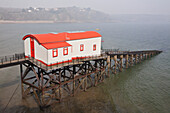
[30,38,35,58]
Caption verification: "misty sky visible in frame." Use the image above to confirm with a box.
[0,0,170,15]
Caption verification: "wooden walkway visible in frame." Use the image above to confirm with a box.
[0,50,162,69]
[0,53,27,68]
[0,52,107,70]
[106,50,162,56]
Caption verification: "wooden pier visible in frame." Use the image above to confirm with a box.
[0,50,162,108]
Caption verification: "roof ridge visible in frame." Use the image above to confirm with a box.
[23,31,102,44]
[41,40,66,44]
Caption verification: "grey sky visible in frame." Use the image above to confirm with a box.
[0,0,170,14]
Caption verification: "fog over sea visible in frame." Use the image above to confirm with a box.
[0,22,170,113]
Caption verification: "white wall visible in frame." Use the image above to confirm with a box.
[67,37,101,58]
[47,46,72,65]
[24,38,30,57]
[34,40,48,64]
[24,37,101,65]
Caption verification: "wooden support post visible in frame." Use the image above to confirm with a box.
[113,55,117,74]
[151,52,154,57]
[125,55,129,68]
[149,53,151,58]
[135,54,138,64]
[107,55,111,77]
[130,54,133,66]
[120,55,123,72]
[94,60,99,86]
[84,62,87,91]
[59,69,61,102]
[102,59,105,68]
[40,70,45,106]
[72,65,76,96]
[94,61,97,70]
[31,66,41,89]
[94,72,98,86]
[145,54,148,59]
[139,54,142,62]
[32,88,41,107]
[63,67,66,82]
[20,64,24,98]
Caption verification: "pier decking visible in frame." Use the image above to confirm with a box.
[0,50,162,69]
[0,50,162,108]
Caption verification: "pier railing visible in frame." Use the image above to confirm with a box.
[0,50,162,69]
[0,53,25,65]
[0,48,129,65]
[106,50,162,55]
[102,49,120,52]
[0,52,107,69]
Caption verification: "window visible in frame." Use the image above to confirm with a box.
[53,49,58,57]
[63,47,68,55]
[93,44,96,51]
[80,44,84,51]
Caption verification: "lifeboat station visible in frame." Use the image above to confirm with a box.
[23,31,102,66]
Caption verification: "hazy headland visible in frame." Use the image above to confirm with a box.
[0,7,170,24]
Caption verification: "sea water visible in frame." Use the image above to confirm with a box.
[0,22,170,113]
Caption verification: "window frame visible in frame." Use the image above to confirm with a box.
[93,44,96,51]
[63,47,68,55]
[80,44,84,51]
[52,49,58,57]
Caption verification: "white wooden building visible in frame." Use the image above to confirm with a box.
[23,31,102,66]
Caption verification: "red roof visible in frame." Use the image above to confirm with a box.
[42,42,72,49]
[23,31,101,49]
[23,31,101,43]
